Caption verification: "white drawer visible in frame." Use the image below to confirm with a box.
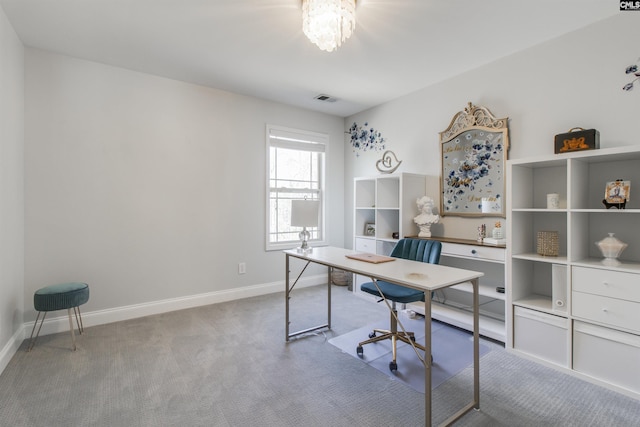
[574,321,640,394]
[354,237,375,254]
[441,242,505,262]
[513,306,568,366]
[572,291,640,333]
[572,267,640,302]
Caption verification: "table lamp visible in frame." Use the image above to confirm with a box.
[291,199,319,254]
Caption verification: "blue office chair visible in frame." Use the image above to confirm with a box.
[356,238,441,372]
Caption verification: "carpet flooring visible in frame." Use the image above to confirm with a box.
[1,285,639,426]
[329,316,491,393]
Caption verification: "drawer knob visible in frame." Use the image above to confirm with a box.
[471,249,477,255]
[602,282,609,286]
[602,308,608,313]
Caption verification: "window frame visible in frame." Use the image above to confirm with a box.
[265,124,327,251]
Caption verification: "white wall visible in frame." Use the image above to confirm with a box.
[344,13,640,244]
[13,11,640,343]
[0,6,24,370]
[24,49,345,323]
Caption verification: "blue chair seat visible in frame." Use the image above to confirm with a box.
[360,281,424,304]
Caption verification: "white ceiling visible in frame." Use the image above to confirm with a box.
[1,0,618,117]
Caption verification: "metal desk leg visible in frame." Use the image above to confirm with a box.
[285,254,290,341]
[473,277,480,409]
[285,254,331,341]
[439,278,481,426]
[425,288,433,426]
[327,266,332,330]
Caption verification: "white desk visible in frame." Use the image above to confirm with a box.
[284,246,484,427]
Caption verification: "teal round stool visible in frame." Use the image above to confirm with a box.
[27,282,90,352]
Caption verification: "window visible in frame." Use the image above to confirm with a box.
[266,125,326,251]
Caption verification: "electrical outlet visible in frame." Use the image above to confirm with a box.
[238,262,246,275]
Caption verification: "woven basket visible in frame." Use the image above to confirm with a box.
[537,231,559,257]
[331,268,353,287]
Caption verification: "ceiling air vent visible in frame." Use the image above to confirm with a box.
[314,94,338,103]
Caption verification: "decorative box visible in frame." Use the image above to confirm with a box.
[537,231,559,257]
[554,128,599,154]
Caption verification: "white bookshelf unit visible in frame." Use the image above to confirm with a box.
[507,145,640,399]
[353,173,426,297]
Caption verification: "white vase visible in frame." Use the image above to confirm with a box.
[595,233,627,265]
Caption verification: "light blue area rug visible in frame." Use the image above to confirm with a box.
[329,317,490,393]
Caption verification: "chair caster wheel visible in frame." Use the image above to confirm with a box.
[356,346,363,357]
[368,332,376,339]
[410,335,416,342]
[431,354,434,363]
[389,361,397,372]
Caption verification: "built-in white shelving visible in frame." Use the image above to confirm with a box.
[352,173,427,295]
[507,145,640,400]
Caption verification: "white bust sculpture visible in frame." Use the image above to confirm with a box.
[414,196,440,238]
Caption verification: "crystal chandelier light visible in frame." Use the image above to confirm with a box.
[302,0,356,52]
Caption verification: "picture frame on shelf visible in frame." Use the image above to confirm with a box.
[364,223,376,236]
[603,180,630,209]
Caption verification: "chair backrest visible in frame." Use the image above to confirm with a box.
[389,238,442,265]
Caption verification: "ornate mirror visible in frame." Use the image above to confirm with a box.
[440,102,509,217]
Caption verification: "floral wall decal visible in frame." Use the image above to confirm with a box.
[347,122,386,154]
[623,57,639,91]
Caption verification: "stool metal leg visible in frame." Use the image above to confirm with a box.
[67,308,77,351]
[27,311,47,352]
[73,306,84,334]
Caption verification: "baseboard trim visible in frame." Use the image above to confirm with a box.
[0,328,25,374]
[13,273,324,351]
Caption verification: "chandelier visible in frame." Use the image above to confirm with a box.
[302,0,356,52]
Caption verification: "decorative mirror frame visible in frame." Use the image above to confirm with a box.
[440,102,510,217]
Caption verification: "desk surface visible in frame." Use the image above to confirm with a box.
[285,246,483,291]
